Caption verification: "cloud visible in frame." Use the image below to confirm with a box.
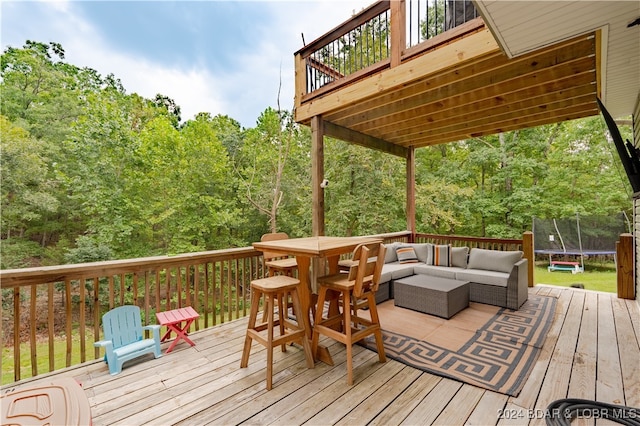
[108,60,227,124]
[2,0,373,128]
[3,1,225,123]
[48,5,227,122]
[215,0,372,126]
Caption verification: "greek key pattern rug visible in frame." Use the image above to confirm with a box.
[361,295,557,396]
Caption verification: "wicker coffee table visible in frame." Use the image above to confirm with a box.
[394,275,469,319]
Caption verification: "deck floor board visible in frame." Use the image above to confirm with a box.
[3,286,638,425]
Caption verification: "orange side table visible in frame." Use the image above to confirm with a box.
[156,306,199,353]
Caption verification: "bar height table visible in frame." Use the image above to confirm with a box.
[252,236,381,365]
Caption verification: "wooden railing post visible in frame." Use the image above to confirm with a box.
[617,233,635,299]
[390,0,406,67]
[522,231,534,287]
[294,52,306,111]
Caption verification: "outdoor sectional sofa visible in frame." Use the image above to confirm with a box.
[376,242,529,310]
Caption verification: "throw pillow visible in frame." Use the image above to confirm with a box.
[430,244,452,267]
[396,246,419,264]
[399,243,432,263]
[451,246,469,268]
[467,248,523,273]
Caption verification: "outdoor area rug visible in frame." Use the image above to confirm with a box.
[360,294,557,396]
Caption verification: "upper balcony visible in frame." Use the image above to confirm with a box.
[293,0,602,151]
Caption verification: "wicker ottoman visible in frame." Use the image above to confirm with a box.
[394,275,469,318]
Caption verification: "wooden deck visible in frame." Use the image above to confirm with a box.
[3,285,639,425]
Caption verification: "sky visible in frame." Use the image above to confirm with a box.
[1,0,372,128]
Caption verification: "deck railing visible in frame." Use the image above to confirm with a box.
[0,230,537,384]
[295,0,481,99]
[415,232,526,250]
[0,247,265,383]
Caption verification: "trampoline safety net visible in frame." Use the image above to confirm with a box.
[533,213,630,256]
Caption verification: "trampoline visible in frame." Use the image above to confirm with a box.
[532,213,630,273]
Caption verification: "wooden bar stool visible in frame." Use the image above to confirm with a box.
[240,275,314,390]
[259,233,298,319]
[260,233,298,277]
[311,242,387,385]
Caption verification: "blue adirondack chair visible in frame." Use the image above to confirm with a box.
[94,305,162,375]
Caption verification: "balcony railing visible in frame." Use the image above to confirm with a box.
[407,0,479,47]
[295,0,480,100]
[1,230,540,384]
[304,3,391,94]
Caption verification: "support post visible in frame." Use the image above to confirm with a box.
[522,231,534,287]
[617,233,635,299]
[406,146,416,242]
[311,116,325,237]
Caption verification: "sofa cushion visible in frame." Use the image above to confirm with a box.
[396,246,419,264]
[429,244,451,266]
[455,269,510,287]
[379,268,393,284]
[451,246,469,268]
[384,242,400,263]
[381,262,416,280]
[413,264,460,280]
[467,248,523,273]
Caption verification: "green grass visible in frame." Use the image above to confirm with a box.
[2,331,90,385]
[534,261,616,293]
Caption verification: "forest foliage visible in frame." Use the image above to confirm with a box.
[0,41,633,269]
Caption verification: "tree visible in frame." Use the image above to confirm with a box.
[201,113,244,158]
[137,114,238,253]
[414,143,476,234]
[540,117,631,217]
[324,141,405,236]
[1,39,632,268]
[420,0,447,40]
[152,94,181,128]
[0,41,92,143]
[57,87,142,256]
[237,108,306,234]
[0,116,59,241]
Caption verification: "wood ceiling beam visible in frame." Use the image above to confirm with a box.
[389,95,597,145]
[295,28,501,123]
[350,55,596,135]
[389,91,597,144]
[322,50,503,124]
[409,103,598,147]
[325,33,595,128]
[323,121,408,158]
[379,75,596,141]
[412,108,598,147]
[364,72,596,137]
